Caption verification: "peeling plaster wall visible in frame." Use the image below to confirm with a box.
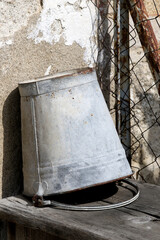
[0,0,98,197]
[28,0,98,66]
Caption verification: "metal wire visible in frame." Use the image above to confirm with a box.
[93,0,160,184]
[36,179,140,211]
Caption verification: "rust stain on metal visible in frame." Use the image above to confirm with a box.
[72,68,93,76]
[50,174,133,195]
[127,0,160,92]
[32,195,44,207]
[25,96,30,102]
[51,92,55,98]
[96,0,106,12]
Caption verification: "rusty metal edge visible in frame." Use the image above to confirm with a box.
[127,0,160,94]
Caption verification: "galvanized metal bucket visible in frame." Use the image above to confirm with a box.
[19,68,132,197]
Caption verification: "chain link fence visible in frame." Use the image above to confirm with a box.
[92,0,160,184]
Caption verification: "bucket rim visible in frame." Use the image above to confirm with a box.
[19,68,95,85]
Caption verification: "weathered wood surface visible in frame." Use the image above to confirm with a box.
[7,223,64,240]
[0,180,159,240]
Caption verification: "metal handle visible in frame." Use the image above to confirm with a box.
[32,179,140,211]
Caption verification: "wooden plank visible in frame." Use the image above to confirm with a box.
[106,180,160,217]
[124,181,160,217]
[0,181,159,240]
[7,222,16,240]
[15,225,64,240]
[0,221,7,240]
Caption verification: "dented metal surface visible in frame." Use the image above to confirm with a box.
[19,68,132,197]
[127,0,160,93]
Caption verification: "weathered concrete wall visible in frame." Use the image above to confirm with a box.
[0,0,98,197]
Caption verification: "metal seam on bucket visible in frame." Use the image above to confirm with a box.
[19,73,97,97]
[20,80,96,97]
[19,68,94,85]
[30,97,42,185]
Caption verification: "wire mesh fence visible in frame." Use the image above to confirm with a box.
[92,0,160,184]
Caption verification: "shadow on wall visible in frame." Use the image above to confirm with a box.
[2,88,23,198]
